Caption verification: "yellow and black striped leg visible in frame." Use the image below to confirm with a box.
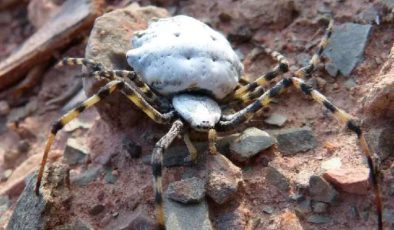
[183,133,198,162]
[294,18,334,79]
[208,129,219,155]
[291,77,383,230]
[233,46,289,101]
[120,82,174,124]
[152,120,184,230]
[90,70,163,107]
[56,57,105,71]
[35,80,124,195]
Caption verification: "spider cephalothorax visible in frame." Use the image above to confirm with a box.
[35,15,383,230]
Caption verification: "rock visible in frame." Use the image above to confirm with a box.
[104,168,118,184]
[165,177,205,204]
[89,204,105,216]
[216,204,251,230]
[264,113,288,127]
[312,201,328,213]
[309,176,338,203]
[365,127,394,160]
[271,127,317,155]
[122,137,142,159]
[228,25,253,43]
[229,127,275,162]
[63,138,89,165]
[0,153,46,197]
[205,154,242,204]
[262,206,274,214]
[164,198,213,230]
[28,0,62,28]
[323,167,370,195]
[295,198,312,216]
[294,170,314,190]
[321,157,342,171]
[357,6,380,24]
[306,215,331,224]
[0,0,104,91]
[266,163,290,192]
[323,23,372,77]
[118,211,156,230]
[325,63,339,77]
[7,163,72,230]
[84,3,169,128]
[363,48,394,119]
[7,100,38,124]
[240,0,298,30]
[1,169,12,181]
[71,165,102,187]
[71,219,94,230]
[344,78,357,90]
[279,211,303,230]
[0,195,10,216]
[0,100,10,116]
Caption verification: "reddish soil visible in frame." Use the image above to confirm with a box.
[0,0,393,229]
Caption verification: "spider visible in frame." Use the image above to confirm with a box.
[34,15,383,229]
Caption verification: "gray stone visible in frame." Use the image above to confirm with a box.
[0,195,10,216]
[266,163,290,192]
[323,23,372,77]
[165,177,205,204]
[264,113,287,127]
[295,198,312,216]
[312,201,328,213]
[325,63,338,77]
[6,174,46,230]
[271,127,317,155]
[63,138,89,165]
[306,215,332,224]
[71,166,102,186]
[344,78,357,90]
[104,168,118,184]
[216,206,250,230]
[71,219,94,230]
[230,127,275,162]
[164,198,213,230]
[262,206,274,214]
[357,6,380,24]
[308,176,338,203]
[365,127,394,160]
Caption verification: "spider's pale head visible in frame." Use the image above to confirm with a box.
[172,94,221,132]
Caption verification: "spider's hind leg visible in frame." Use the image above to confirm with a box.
[151,120,184,229]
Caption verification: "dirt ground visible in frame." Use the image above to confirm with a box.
[0,0,393,229]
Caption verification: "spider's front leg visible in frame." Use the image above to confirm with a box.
[151,120,184,230]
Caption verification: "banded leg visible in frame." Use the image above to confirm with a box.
[294,18,334,79]
[152,120,184,230]
[218,77,383,229]
[183,133,198,162]
[56,57,105,71]
[208,129,219,155]
[35,80,174,195]
[233,45,289,101]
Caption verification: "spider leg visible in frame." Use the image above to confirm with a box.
[152,120,184,230]
[35,80,174,195]
[183,133,198,162]
[208,129,219,155]
[233,45,289,100]
[218,77,383,230]
[235,18,334,104]
[56,57,105,71]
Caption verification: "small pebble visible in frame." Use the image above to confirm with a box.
[312,201,328,213]
[263,206,274,214]
[89,204,105,216]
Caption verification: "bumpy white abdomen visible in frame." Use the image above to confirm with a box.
[126,15,243,99]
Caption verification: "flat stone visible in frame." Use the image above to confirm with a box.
[306,215,332,224]
[279,211,303,230]
[71,166,102,187]
[63,138,89,165]
[266,163,290,192]
[271,127,317,155]
[308,176,338,203]
[205,154,242,204]
[165,177,205,204]
[323,167,370,195]
[89,204,105,216]
[323,23,372,77]
[229,127,275,162]
[164,198,213,230]
[264,113,288,127]
[312,201,328,214]
[365,127,394,160]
